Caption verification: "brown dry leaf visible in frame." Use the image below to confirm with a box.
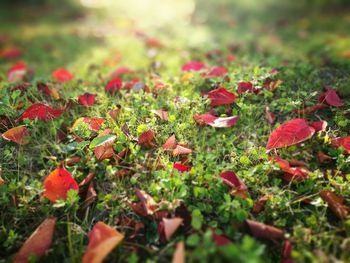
[245,219,284,241]
[82,222,124,263]
[319,190,349,219]
[13,217,56,263]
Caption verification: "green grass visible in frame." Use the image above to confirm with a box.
[0,1,350,262]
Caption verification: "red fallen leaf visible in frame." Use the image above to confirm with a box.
[13,217,56,263]
[207,87,237,106]
[245,219,284,241]
[181,61,206,72]
[173,163,191,173]
[172,241,185,263]
[150,109,168,121]
[95,140,114,161]
[105,78,123,94]
[108,106,121,121]
[138,130,156,148]
[265,107,276,124]
[73,117,105,132]
[296,103,329,115]
[52,68,74,83]
[310,120,327,132]
[158,217,183,242]
[330,136,350,153]
[2,126,29,145]
[226,54,236,62]
[266,119,315,151]
[82,222,124,263]
[319,88,343,107]
[318,152,332,163]
[237,82,256,93]
[43,163,79,203]
[7,61,27,82]
[203,66,228,78]
[78,93,96,107]
[212,233,233,246]
[0,47,21,59]
[220,171,247,190]
[193,113,239,128]
[111,67,132,77]
[135,189,158,216]
[173,144,192,155]
[37,83,52,97]
[145,37,163,48]
[269,156,309,180]
[282,240,293,258]
[16,103,64,122]
[252,194,271,214]
[162,135,177,150]
[319,190,349,219]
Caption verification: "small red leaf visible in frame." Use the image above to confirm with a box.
[2,126,29,145]
[319,88,343,107]
[173,163,191,173]
[207,87,237,106]
[135,189,158,216]
[95,141,114,161]
[105,78,123,94]
[43,164,79,203]
[7,61,27,82]
[266,119,315,150]
[151,109,168,121]
[82,222,124,263]
[193,113,239,128]
[220,171,247,190]
[138,130,156,148]
[296,103,329,115]
[52,68,74,83]
[330,136,350,153]
[72,117,105,132]
[310,120,327,132]
[0,47,22,59]
[203,67,228,77]
[269,156,309,181]
[13,218,56,263]
[78,93,96,107]
[162,135,177,150]
[111,67,132,77]
[158,217,183,241]
[171,242,185,263]
[237,82,256,93]
[16,103,64,122]
[181,61,206,72]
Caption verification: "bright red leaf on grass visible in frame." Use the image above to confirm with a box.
[207,87,236,106]
[51,68,74,83]
[72,117,105,132]
[0,47,21,59]
[82,222,124,263]
[220,171,247,193]
[269,156,309,180]
[173,163,191,173]
[158,217,183,242]
[266,119,315,151]
[43,163,79,203]
[13,217,56,263]
[2,126,29,145]
[162,135,177,150]
[193,113,239,128]
[310,120,327,132]
[7,61,27,82]
[16,103,64,122]
[78,93,97,107]
[111,67,132,77]
[181,61,206,72]
[105,78,123,94]
[319,88,343,107]
[138,130,156,148]
[330,136,350,153]
[203,67,228,77]
[237,82,256,93]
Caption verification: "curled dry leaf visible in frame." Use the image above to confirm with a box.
[220,171,247,198]
[162,135,177,150]
[173,145,192,155]
[1,126,29,145]
[269,156,309,181]
[245,219,284,241]
[95,141,115,161]
[330,136,350,154]
[138,130,156,148]
[181,61,206,72]
[43,163,79,203]
[263,78,283,92]
[266,119,315,151]
[16,103,65,122]
[134,189,158,216]
[82,222,124,263]
[150,109,168,121]
[78,93,97,107]
[296,103,328,115]
[319,88,343,107]
[252,194,272,214]
[319,190,349,219]
[13,217,56,263]
[207,87,236,107]
[193,113,239,128]
[172,241,185,263]
[105,78,123,94]
[158,217,183,242]
[51,68,74,83]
